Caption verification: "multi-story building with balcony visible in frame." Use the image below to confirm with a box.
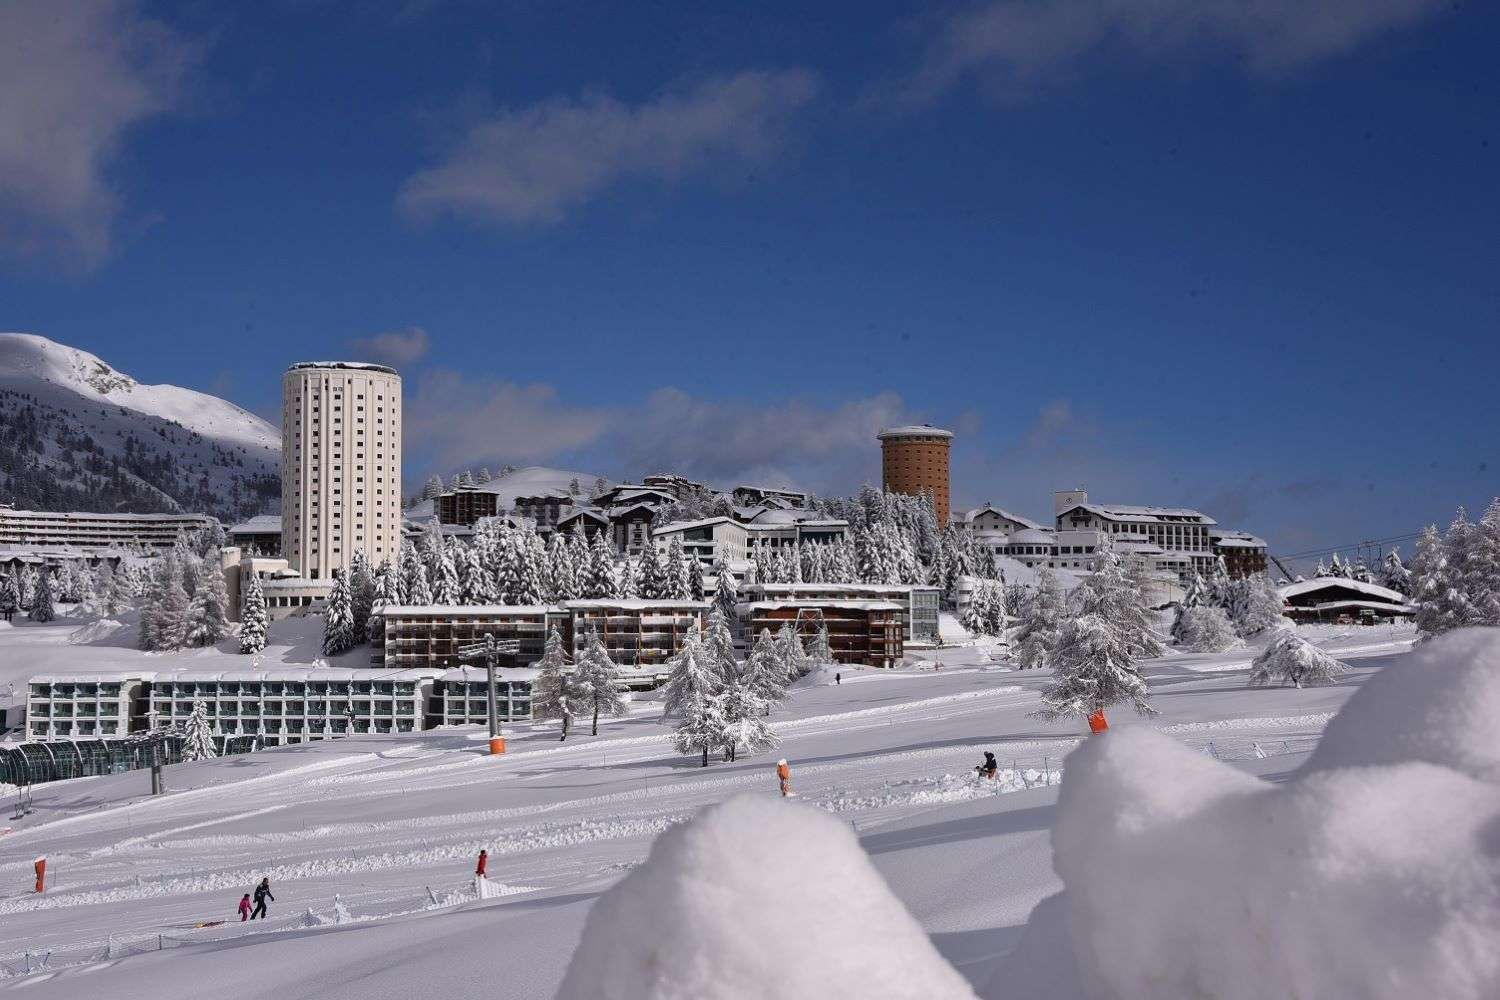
[563,599,710,679]
[379,605,566,671]
[740,582,939,646]
[436,487,500,527]
[742,596,906,668]
[25,673,150,740]
[0,506,214,553]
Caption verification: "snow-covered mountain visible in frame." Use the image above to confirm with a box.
[0,333,280,523]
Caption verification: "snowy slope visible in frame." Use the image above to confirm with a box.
[405,465,611,519]
[0,334,280,522]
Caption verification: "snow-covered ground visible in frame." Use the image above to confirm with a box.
[0,619,1421,997]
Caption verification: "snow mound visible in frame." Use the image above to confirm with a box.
[67,618,128,645]
[991,630,1500,1000]
[1305,626,1500,782]
[556,794,977,1000]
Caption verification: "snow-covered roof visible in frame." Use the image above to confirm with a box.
[378,604,556,616]
[963,505,1044,530]
[746,583,924,595]
[557,507,609,525]
[286,361,399,375]
[438,666,542,682]
[1211,530,1267,548]
[1058,503,1216,526]
[1007,527,1057,545]
[261,577,334,592]
[877,425,953,440]
[146,667,441,682]
[1279,578,1405,604]
[747,600,904,612]
[229,514,281,534]
[30,671,155,684]
[564,599,710,610]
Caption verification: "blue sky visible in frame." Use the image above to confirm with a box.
[1,0,1496,569]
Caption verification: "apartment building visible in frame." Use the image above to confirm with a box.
[434,666,538,725]
[25,673,151,740]
[743,597,906,668]
[0,506,214,552]
[227,514,283,557]
[281,361,402,580]
[741,582,939,645]
[1211,529,1269,578]
[651,517,749,566]
[436,488,500,527]
[379,605,566,670]
[563,599,710,678]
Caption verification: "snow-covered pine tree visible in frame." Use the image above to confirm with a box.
[665,537,691,600]
[686,553,705,601]
[636,544,664,599]
[1410,524,1462,637]
[1233,574,1289,636]
[580,532,618,599]
[577,626,626,736]
[703,608,739,683]
[743,627,789,710]
[1176,605,1239,652]
[421,475,444,501]
[140,552,190,651]
[547,533,575,601]
[662,624,724,767]
[322,571,357,656]
[1312,558,1330,578]
[1248,630,1346,688]
[710,554,738,621]
[402,543,433,606]
[1465,497,1500,626]
[515,531,550,605]
[775,622,810,679]
[183,557,231,647]
[181,699,218,761]
[715,680,777,762]
[805,622,834,664]
[1013,569,1065,669]
[28,570,56,622]
[16,564,35,611]
[1170,570,1207,643]
[1328,552,1349,578]
[1032,613,1155,726]
[349,551,375,638]
[1080,537,1166,658]
[617,554,640,598]
[239,572,268,653]
[531,626,585,741]
[1378,548,1412,596]
[478,467,494,483]
[432,538,461,605]
[0,574,19,620]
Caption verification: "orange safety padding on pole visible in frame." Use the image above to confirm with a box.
[1088,710,1109,734]
[488,736,506,755]
[34,857,45,893]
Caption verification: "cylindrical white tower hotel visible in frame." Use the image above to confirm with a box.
[281,362,402,579]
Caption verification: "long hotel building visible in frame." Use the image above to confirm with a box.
[281,362,402,579]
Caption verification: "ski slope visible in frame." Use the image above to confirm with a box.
[0,628,1415,997]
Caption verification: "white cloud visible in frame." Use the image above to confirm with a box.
[0,1,197,266]
[398,69,819,226]
[908,0,1446,101]
[348,326,431,367]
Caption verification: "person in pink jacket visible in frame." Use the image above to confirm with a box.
[238,893,252,922]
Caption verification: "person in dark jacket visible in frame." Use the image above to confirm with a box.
[250,877,274,920]
[977,752,998,780]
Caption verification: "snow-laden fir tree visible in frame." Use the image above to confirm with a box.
[1013,569,1065,669]
[516,531,550,605]
[1080,537,1166,658]
[665,537,691,600]
[183,556,231,647]
[1465,498,1500,626]
[1031,613,1155,726]
[581,532,619,599]
[531,625,586,741]
[662,624,724,767]
[1231,574,1289,637]
[348,551,375,639]
[805,622,834,664]
[140,552,190,651]
[28,570,56,622]
[636,545,664,599]
[16,564,35,610]
[239,572,268,654]
[322,571,357,656]
[1170,570,1207,643]
[1175,605,1239,652]
[366,558,399,645]
[0,574,19,620]
[455,542,486,605]
[703,608,739,683]
[686,552,705,600]
[401,543,433,606]
[715,680,777,762]
[775,622,809,679]
[576,626,626,736]
[420,475,444,502]
[548,533,578,602]
[181,699,218,761]
[617,554,639,598]
[1207,556,1232,607]
[743,627,788,711]
[431,538,461,605]
[1379,548,1412,596]
[710,553,738,621]
[1248,629,1345,688]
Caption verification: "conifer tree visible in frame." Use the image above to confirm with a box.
[184,557,231,647]
[805,622,834,664]
[704,608,739,683]
[28,570,56,623]
[0,574,20,620]
[743,627,789,713]
[548,533,578,602]
[349,551,375,638]
[1081,537,1165,658]
[1248,630,1346,688]
[366,558,399,645]
[775,622,809,679]
[1170,570,1207,643]
[1233,574,1288,636]
[401,543,433,606]
[1176,605,1239,652]
[710,554,738,622]
[1014,569,1065,669]
[581,532,619,599]
[577,626,626,736]
[322,571,357,656]
[715,680,777,762]
[1379,548,1412,596]
[1410,524,1463,637]
[618,554,640,598]
[432,539,461,605]
[1032,613,1155,726]
[532,625,587,740]
[686,552,706,600]
[514,531,549,605]
[239,572,268,654]
[181,699,218,761]
[1465,498,1500,626]
[662,624,724,767]
[636,544,664,599]
[665,537,691,599]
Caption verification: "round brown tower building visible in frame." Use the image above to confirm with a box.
[878,425,953,525]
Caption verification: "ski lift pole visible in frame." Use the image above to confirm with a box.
[456,633,520,755]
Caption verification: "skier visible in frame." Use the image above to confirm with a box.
[475,849,488,879]
[238,893,252,922]
[976,751,998,780]
[835,672,841,685]
[250,877,274,920]
[776,758,792,797]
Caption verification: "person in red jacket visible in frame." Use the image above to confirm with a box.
[776,759,792,797]
[475,849,489,879]
[238,893,252,922]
